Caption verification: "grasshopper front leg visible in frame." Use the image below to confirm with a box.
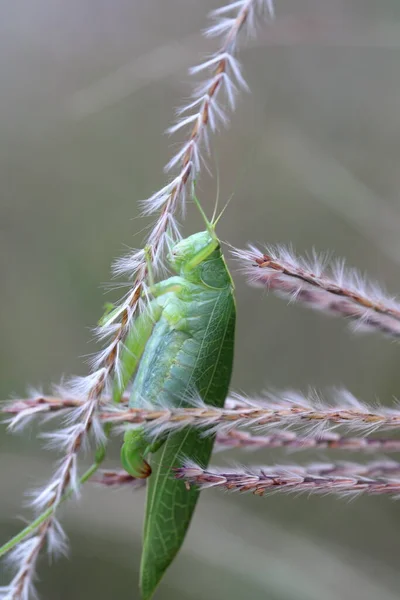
[120,431,163,479]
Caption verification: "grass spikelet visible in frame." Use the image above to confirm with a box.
[175,461,400,498]
[235,245,400,339]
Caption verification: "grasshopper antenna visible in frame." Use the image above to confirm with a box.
[214,193,233,227]
[191,183,217,239]
[210,165,221,225]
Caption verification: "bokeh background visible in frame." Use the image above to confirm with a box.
[2,0,400,598]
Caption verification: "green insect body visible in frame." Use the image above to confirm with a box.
[115,229,236,599]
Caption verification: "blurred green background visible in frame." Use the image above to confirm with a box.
[2,0,400,598]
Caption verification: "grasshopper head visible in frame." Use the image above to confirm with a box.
[168,230,219,274]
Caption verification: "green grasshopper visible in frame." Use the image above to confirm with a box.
[113,200,236,599]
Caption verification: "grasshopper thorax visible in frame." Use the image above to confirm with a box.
[168,230,219,272]
[168,230,233,289]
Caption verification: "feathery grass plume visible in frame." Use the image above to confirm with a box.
[5,393,400,454]
[5,388,400,438]
[106,390,400,437]
[142,0,275,221]
[2,389,129,431]
[0,373,111,600]
[175,461,400,498]
[234,245,400,338]
[92,459,400,491]
[1,2,275,597]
